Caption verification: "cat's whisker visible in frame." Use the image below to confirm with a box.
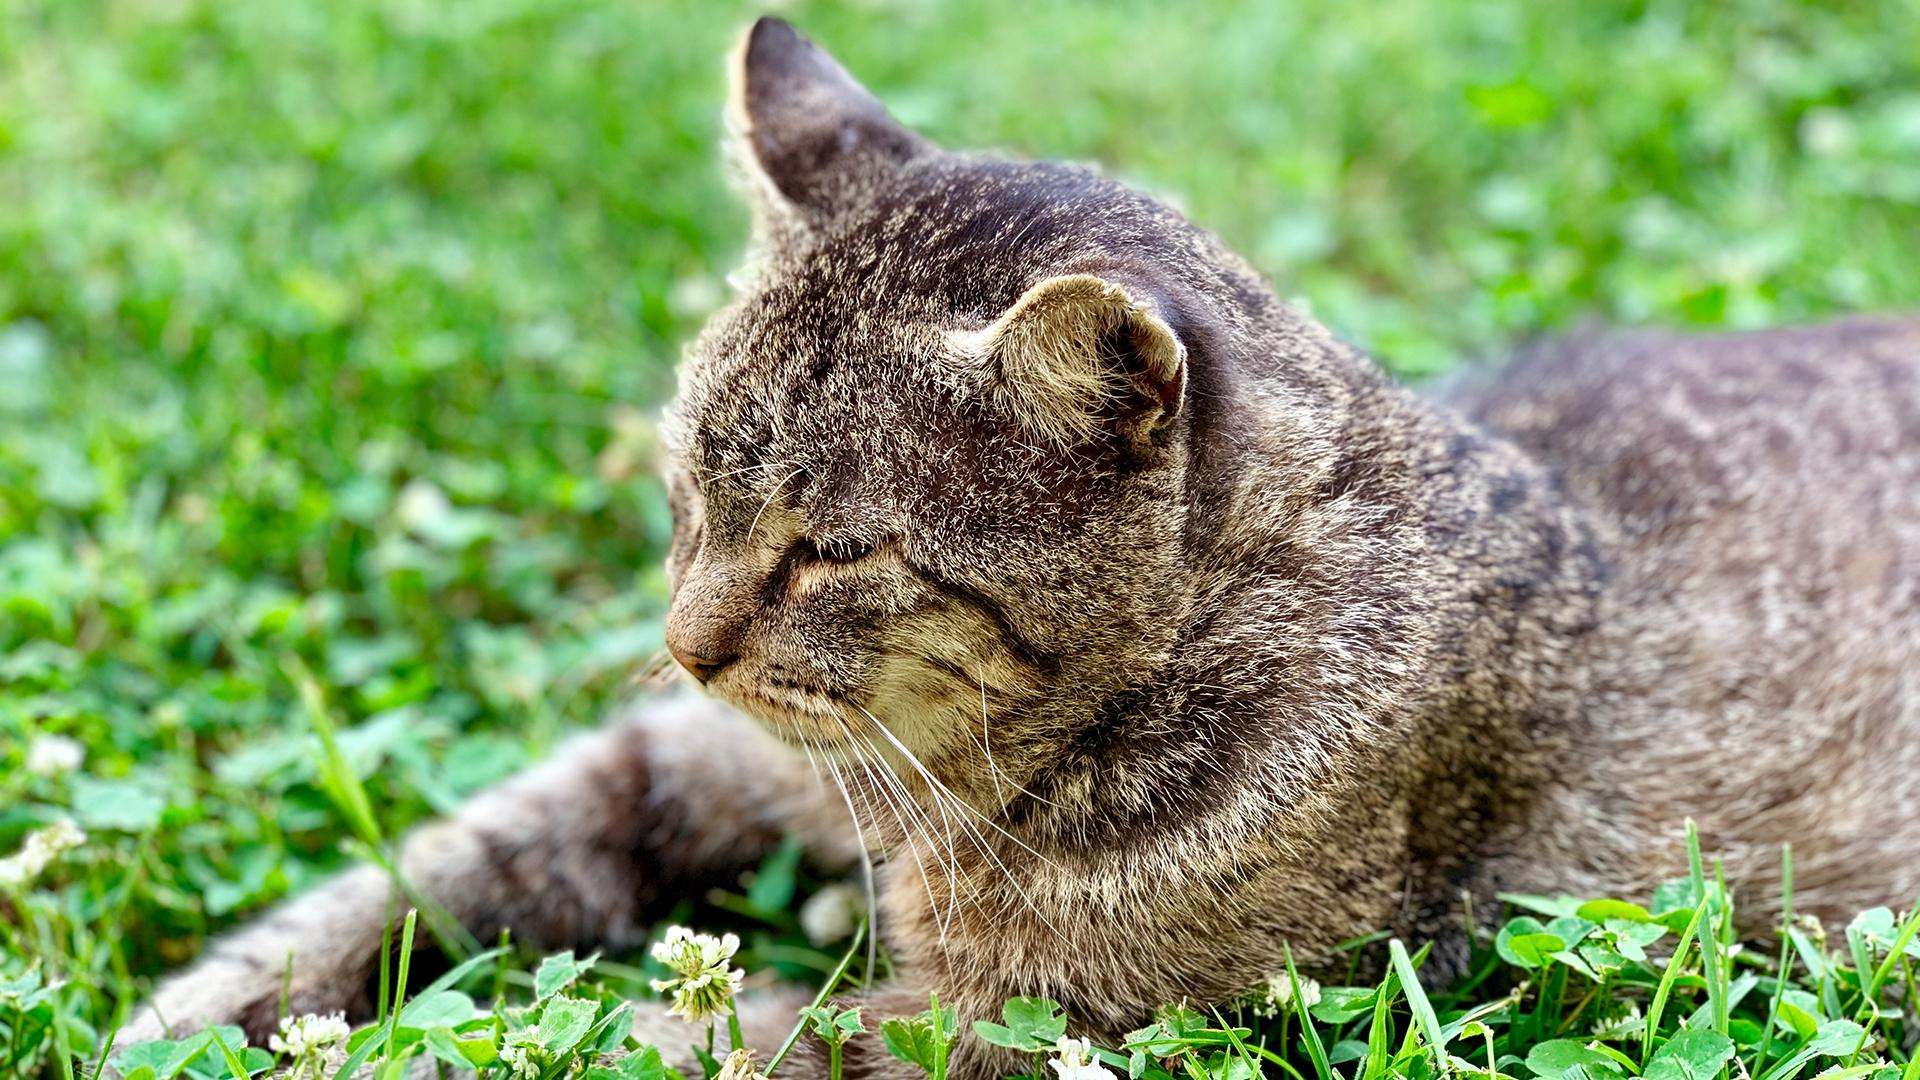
[875,739,969,934]
[959,671,1065,811]
[977,675,1008,810]
[851,704,1067,936]
[846,753,951,944]
[624,649,678,693]
[744,466,806,544]
[848,725,992,936]
[805,735,881,975]
[838,713,973,933]
[916,650,1065,812]
[828,710,956,943]
[881,732,987,932]
[853,703,1066,873]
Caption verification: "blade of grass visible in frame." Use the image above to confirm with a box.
[1209,1007,1308,1080]
[1686,821,1730,1039]
[1285,945,1334,1080]
[1758,1046,1822,1080]
[412,946,509,1003]
[1643,893,1710,1068]
[287,655,478,961]
[332,1026,388,1080]
[287,657,382,850]
[1212,1005,1305,1080]
[931,990,949,1080]
[375,888,396,1024]
[83,1026,117,1080]
[1390,939,1449,1066]
[382,909,419,1068]
[1863,895,1920,1002]
[1756,844,1794,1073]
[1844,895,1920,1066]
[766,914,868,1075]
[204,1029,251,1080]
[49,984,76,1080]
[1363,964,1404,1080]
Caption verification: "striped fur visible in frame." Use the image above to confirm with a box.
[127,19,1920,1080]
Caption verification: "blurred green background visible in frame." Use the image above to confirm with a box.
[3,0,1919,1055]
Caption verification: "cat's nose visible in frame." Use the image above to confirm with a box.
[668,639,737,684]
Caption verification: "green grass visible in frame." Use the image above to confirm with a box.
[2,0,1919,1077]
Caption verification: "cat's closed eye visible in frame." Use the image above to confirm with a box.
[798,536,877,566]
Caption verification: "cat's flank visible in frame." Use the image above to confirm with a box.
[128,17,1920,1079]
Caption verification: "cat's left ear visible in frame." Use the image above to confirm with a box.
[952,274,1188,446]
[727,18,927,240]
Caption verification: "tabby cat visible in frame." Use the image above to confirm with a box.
[126,17,1920,1079]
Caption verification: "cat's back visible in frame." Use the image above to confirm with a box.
[1467,317,1919,574]
[1463,317,1920,913]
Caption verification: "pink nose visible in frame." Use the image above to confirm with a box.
[668,639,736,684]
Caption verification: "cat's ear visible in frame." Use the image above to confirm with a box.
[953,274,1188,445]
[727,18,927,240]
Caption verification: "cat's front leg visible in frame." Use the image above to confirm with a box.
[122,691,857,1046]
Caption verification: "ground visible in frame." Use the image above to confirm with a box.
[2,1,1919,1077]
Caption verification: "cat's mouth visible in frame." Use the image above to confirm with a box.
[720,675,865,750]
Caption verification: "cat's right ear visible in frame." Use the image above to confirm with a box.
[951,274,1188,448]
[726,18,927,244]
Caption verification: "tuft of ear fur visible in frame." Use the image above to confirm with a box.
[951,274,1188,445]
[726,18,927,244]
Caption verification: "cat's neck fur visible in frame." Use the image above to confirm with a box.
[886,294,1615,898]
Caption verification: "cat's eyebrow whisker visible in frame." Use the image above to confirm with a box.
[698,459,799,485]
[745,466,806,545]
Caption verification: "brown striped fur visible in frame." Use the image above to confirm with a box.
[126,18,1920,1080]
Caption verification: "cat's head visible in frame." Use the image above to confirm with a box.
[661,19,1348,773]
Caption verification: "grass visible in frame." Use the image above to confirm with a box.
[23,828,1918,1080]
[2,0,1919,1076]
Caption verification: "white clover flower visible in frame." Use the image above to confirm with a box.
[25,734,83,777]
[395,479,452,533]
[798,882,861,946]
[268,1012,350,1078]
[1248,973,1321,1017]
[498,1041,544,1080]
[0,820,87,888]
[1795,913,1828,947]
[650,925,745,1022]
[715,1048,768,1080]
[1048,1037,1116,1080]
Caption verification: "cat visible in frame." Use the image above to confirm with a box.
[123,17,1920,1079]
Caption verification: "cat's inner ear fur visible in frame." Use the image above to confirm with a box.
[726,17,927,239]
[952,274,1188,445]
